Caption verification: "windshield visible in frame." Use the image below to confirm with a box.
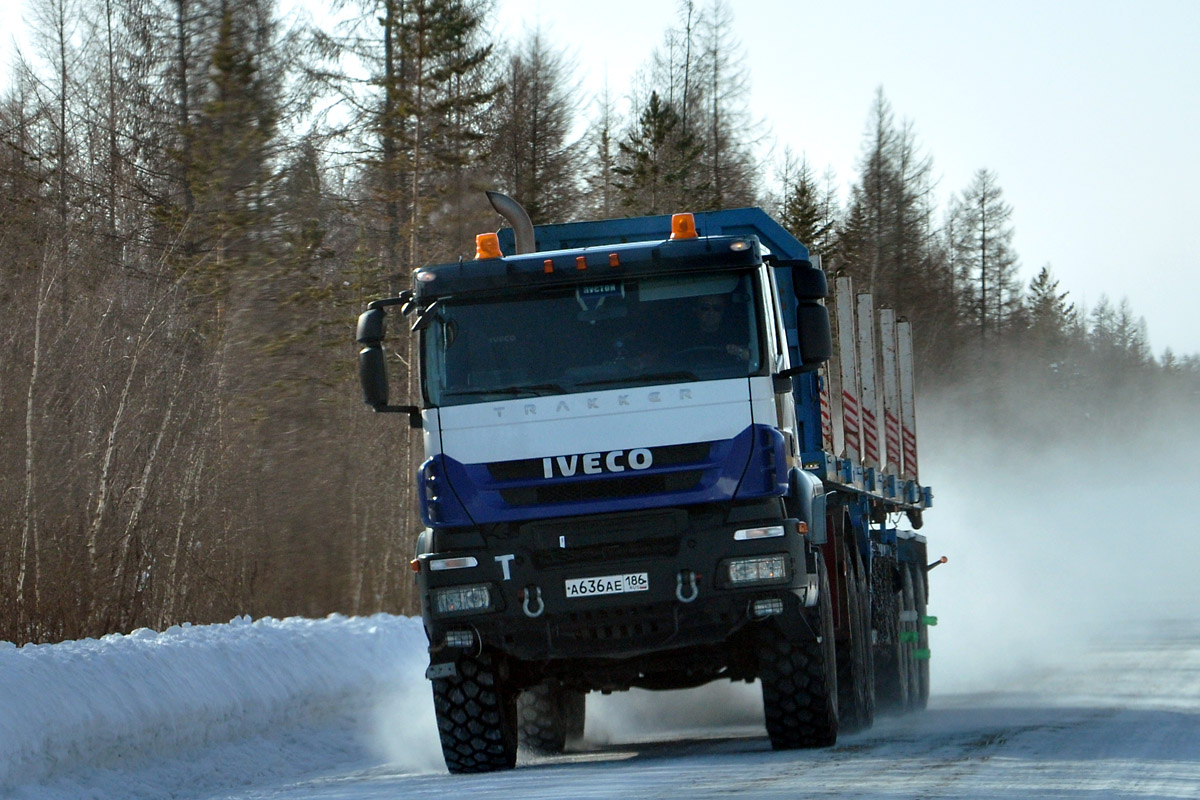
[423,270,763,406]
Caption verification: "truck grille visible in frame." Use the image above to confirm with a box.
[532,537,679,569]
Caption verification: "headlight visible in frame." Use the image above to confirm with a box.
[432,584,493,616]
[724,555,789,586]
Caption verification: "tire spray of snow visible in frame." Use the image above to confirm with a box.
[921,380,1200,694]
[367,660,447,773]
[584,681,766,745]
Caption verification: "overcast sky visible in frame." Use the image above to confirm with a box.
[3,0,1197,354]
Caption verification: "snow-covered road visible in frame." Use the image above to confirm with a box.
[4,615,1197,800]
[230,620,1200,800]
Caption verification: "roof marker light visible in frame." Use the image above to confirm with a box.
[670,212,698,240]
[730,240,751,252]
[475,232,502,260]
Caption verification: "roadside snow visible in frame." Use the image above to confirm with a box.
[0,614,430,797]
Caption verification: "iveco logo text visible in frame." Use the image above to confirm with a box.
[542,449,653,478]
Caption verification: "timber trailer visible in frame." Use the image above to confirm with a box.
[356,194,939,773]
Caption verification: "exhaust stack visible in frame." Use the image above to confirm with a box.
[486,191,536,255]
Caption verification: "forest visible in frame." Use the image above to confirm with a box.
[2,0,1197,646]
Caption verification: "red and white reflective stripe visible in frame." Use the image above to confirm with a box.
[884,410,901,470]
[902,425,918,480]
[842,389,860,453]
[819,383,833,451]
[862,407,879,464]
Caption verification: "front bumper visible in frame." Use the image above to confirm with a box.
[416,505,818,669]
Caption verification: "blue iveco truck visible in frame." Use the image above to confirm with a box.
[356,194,938,773]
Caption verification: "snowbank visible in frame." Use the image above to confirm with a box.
[0,614,427,791]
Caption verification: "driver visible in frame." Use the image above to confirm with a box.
[693,294,751,361]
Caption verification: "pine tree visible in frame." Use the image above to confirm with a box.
[949,168,1021,342]
[836,90,937,312]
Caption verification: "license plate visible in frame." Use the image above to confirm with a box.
[565,572,649,598]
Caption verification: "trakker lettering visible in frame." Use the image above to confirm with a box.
[491,388,694,418]
[541,448,653,478]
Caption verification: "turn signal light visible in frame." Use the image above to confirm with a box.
[670,212,698,240]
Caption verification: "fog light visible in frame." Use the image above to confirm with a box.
[444,629,475,648]
[752,598,784,617]
[432,584,492,616]
[733,525,785,541]
[725,555,788,586]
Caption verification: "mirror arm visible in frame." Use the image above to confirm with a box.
[372,403,423,429]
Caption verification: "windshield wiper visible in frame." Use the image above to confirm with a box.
[576,371,699,388]
[444,383,567,398]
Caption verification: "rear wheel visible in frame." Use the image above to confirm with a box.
[562,689,587,740]
[910,564,931,710]
[837,547,875,733]
[759,551,838,749]
[873,557,909,714]
[900,566,922,711]
[432,651,518,774]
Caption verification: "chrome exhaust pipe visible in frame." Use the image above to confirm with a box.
[486,191,536,255]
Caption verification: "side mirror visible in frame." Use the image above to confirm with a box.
[791,261,828,301]
[355,306,422,428]
[796,301,832,368]
[775,260,833,371]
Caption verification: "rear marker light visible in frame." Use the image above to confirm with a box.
[576,255,587,270]
[609,253,620,267]
[544,259,554,273]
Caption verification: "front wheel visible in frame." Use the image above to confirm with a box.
[758,552,838,749]
[432,651,518,774]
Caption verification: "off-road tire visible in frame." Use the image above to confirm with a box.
[432,651,518,773]
[900,566,921,711]
[759,552,838,749]
[518,683,573,754]
[562,689,586,740]
[837,548,876,733]
[873,556,909,714]
[910,564,931,710]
